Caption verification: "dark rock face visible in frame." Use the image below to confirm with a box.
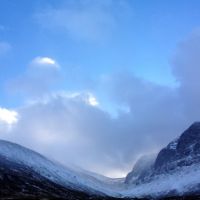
[154,138,178,171]
[177,122,200,156]
[154,122,200,172]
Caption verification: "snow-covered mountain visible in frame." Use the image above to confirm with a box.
[123,122,200,198]
[155,122,200,172]
[0,139,122,198]
[0,153,90,199]
[1,122,200,199]
[125,154,156,184]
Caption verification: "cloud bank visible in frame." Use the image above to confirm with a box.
[1,31,200,177]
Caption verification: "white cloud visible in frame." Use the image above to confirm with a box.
[0,107,18,125]
[0,87,184,177]
[30,56,59,70]
[87,94,99,106]
[27,91,99,107]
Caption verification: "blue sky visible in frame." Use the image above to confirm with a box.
[1,0,200,177]
[1,0,200,108]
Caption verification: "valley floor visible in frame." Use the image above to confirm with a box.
[1,193,200,200]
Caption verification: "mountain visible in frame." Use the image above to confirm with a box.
[0,154,96,200]
[2,122,200,199]
[0,140,122,199]
[155,122,200,171]
[125,154,156,184]
[124,122,200,198]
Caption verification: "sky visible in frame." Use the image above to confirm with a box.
[1,0,200,177]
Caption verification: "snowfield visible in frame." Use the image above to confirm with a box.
[1,139,200,198]
[0,140,123,197]
[121,163,200,198]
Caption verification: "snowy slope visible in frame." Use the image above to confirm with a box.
[123,122,200,198]
[0,140,122,197]
[1,122,200,199]
[121,163,200,198]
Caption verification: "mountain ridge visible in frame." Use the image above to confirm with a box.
[2,122,200,199]
[124,122,200,197]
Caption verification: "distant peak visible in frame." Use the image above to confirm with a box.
[189,121,200,129]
